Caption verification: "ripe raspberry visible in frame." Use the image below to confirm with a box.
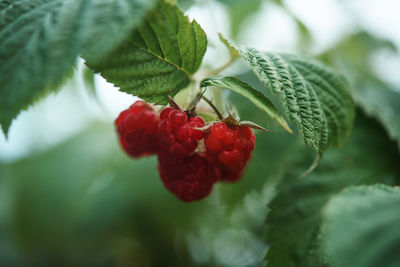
[115,100,160,157]
[158,107,205,156]
[158,150,220,202]
[205,122,255,182]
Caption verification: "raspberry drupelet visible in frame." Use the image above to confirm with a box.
[115,100,160,157]
[158,107,205,156]
[205,122,256,182]
[158,149,220,202]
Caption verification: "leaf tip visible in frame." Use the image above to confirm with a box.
[280,121,293,134]
[0,122,11,141]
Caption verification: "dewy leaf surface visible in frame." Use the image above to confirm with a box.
[86,1,207,104]
[201,76,292,133]
[0,0,156,135]
[321,184,400,267]
[221,37,355,155]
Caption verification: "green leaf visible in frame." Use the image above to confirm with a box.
[271,0,312,48]
[216,0,262,39]
[321,184,400,267]
[201,76,292,133]
[318,32,400,151]
[0,0,156,136]
[220,37,355,155]
[86,1,207,104]
[218,33,240,60]
[177,0,195,10]
[264,112,400,267]
[355,78,400,151]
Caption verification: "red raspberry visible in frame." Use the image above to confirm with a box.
[158,150,220,202]
[115,100,160,157]
[158,107,205,156]
[205,122,255,182]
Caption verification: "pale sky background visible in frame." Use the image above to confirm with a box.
[1,0,399,162]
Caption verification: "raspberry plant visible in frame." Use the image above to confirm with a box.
[1,0,400,267]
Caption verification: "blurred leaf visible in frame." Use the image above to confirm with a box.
[292,16,312,48]
[177,0,196,10]
[320,32,400,151]
[271,0,312,48]
[221,37,355,155]
[86,1,207,104]
[321,184,400,267]
[0,0,156,136]
[201,76,291,133]
[355,77,400,151]
[265,112,400,267]
[217,0,262,39]
[320,32,397,73]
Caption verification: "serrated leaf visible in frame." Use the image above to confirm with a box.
[86,1,207,105]
[0,0,156,136]
[218,33,240,60]
[201,76,292,133]
[220,36,355,155]
[321,184,400,267]
[265,113,400,267]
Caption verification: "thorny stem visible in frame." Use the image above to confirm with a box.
[202,95,224,120]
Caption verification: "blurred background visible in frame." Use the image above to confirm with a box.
[0,0,399,266]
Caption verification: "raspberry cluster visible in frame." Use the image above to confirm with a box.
[115,100,256,202]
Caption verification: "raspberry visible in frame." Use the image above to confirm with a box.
[159,107,205,156]
[158,149,220,202]
[115,100,160,157]
[205,122,255,182]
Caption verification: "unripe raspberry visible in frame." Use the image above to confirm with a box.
[159,107,205,156]
[115,100,160,157]
[158,150,220,202]
[205,122,255,182]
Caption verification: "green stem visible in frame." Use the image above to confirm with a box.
[202,95,223,120]
[213,87,223,114]
[198,52,236,119]
[299,155,320,179]
[205,58,234,77]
